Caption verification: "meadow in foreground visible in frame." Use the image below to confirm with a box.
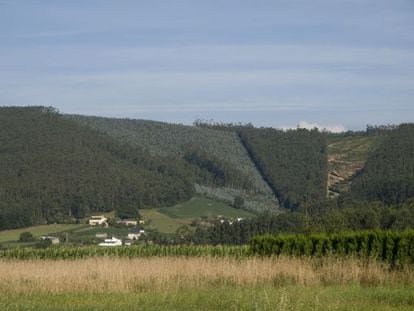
[0,256,413,310]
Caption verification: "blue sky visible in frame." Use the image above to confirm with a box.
[0,0,413,131]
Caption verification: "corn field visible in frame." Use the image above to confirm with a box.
[2,230,414,266]
[0,244,252,260]
[250,230,414,266]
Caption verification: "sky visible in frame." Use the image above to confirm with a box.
[0,0,413,131]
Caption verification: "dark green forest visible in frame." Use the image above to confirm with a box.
[193,121,328,211]
[183,148,253,190]
[0,107,194,229]
[350,124,414,204]
[238,127,328,211]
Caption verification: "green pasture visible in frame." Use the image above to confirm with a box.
[0,224,87,243]
[158,196,254,219]
[139,209,186,234]
[1,285,413,311]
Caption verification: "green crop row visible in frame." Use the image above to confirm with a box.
[250,230,414,266]
[0,244,251,260]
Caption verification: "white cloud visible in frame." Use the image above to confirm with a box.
[281,121,346,133]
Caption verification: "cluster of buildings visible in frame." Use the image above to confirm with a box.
[88,215,145,227]
[89,215,145,247]
[216,215,244,225]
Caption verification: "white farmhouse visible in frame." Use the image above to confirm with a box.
[117,219,138,226]
[89,215,108,226]
[40,236,60,244]
[128,229,145,240]
[98,237,122,247]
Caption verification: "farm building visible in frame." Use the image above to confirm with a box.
[40,236,60,244]
[117,219,138,226]
[98,237,122,247]
[89,215,108,226]
[128,229,145,240]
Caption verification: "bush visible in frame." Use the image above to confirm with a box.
[35,238,52,249]
[19,232,34,242]
[233,196,245,209]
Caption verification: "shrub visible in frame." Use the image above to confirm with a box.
[19,232,34,242]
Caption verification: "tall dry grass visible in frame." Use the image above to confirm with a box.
[0,257,412,294]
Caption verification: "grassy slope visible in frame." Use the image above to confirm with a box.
[67,115,279,212]
[141,197,254,233]
[0,224,86,243]
[140,209,185,234]
[327,134,379,197]
[158,196,254,219]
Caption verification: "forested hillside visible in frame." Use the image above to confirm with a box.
[2,106,413,232]
[350,124,414,204]
[238,127,328,211]
[0,107,194,229]
[66,115,279,212]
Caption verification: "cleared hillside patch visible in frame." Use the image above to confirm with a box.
[327,134,379,197]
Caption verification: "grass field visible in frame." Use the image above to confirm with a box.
[141,196,254,233]
[0,224,87,243]
[70,227,129,237]
[140,209,186,233]
[158,196,254,219]
[0,256,413,310]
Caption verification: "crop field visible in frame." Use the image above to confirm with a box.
[0,256,413,310]
[1,231,414,310]
[1,231,413,309]
[251,231,414,266]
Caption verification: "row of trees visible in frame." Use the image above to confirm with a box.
[192,199,414,245]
